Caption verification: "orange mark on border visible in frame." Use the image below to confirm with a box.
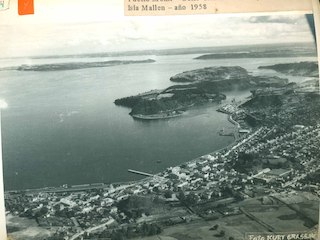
[18,0,34,15]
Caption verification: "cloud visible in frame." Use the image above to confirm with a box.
[248,15,306,24]
[0,12,314,58]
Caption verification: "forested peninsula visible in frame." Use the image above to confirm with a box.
[115,66,289,119]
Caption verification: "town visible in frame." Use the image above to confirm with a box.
[5,88,320,240]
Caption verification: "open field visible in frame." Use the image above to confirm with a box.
[6,214,54,240]
[132,214,268,240]
[249,205,310,232]
[134,195,319,240]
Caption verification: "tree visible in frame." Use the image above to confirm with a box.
[111,230,125,240]
[177,190,186,202]
[210,224,219,230]
[168,173,179,180]
[126,226,135,238]
[148,224,158,236]
[45,234,65,240]
[55,209,67,218]
[185,192,199,205]
[180,164,187,169]
[22,209,33,218]
[164,190,173,199]
[99,230,110,238]
[66,209,75,218]
[214,230,225,237]
[148,223,162,236]
[83,232,90,238]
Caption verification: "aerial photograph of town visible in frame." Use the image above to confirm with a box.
[0,2,319,240]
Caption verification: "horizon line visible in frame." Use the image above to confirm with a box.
[1,41,315,60]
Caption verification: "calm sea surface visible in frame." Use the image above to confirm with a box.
[0,54,315,190]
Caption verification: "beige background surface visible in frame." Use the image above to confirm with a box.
[0,0,319,239]
[124,0,314,16]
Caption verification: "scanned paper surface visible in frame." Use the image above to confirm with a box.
[124,0,313,16]
[0,0,319,239]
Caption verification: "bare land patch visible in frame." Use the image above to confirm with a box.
[6,214,54,240]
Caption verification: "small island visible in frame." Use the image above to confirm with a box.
[115,66,289,120]
[194,48,316,60]
[258,61,319,77]
[14,59,156,71]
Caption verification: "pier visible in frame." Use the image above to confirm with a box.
[128,169,154,177]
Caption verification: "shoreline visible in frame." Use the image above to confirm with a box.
[131,112,183,120]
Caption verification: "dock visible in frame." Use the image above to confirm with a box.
[128,169,154,177]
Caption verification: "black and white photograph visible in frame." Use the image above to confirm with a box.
[0,1,319,239]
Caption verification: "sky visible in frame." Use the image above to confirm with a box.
[0,0,315,58]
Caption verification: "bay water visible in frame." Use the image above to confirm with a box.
[0,53,315,190]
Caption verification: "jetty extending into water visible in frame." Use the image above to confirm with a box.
[128,169,155,177]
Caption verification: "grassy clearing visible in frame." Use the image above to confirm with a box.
[6,214,54,240]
